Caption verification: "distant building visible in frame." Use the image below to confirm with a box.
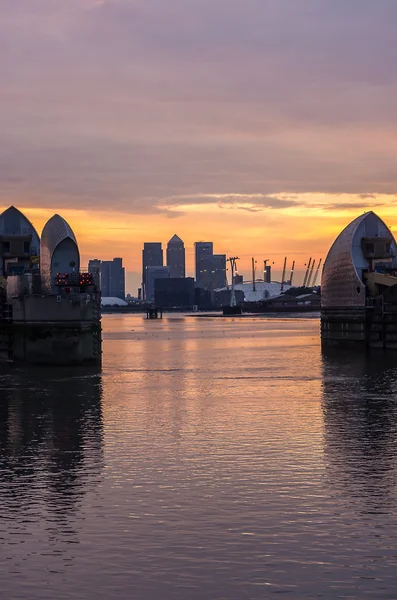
[234,274,244,285]
[101,297,128,307]
[100,258,125,300]
[88,259,101,273]
[145,266,169,304]
[200,254,227,290]
[195,242,213,287]
[166,234,185,278]
[213,288,245,308]
[264,265,272,283]
[194,286,212,310]
[142,242,163,299]
[88,258,102,289]
[154,277,195,308]
[0,206,40,276]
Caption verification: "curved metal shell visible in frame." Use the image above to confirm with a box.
[0,205,40,253]
[40,214,80,292]
[321,211,397,308]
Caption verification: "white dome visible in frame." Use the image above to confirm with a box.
[101,297,128,307]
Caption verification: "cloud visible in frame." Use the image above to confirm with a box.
[311,202,384,211]
[1,0,397,216]
[159,193,298,212]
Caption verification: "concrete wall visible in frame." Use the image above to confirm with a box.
[4,292,102,365]
[321,294,397,350]
[11,293,100,323]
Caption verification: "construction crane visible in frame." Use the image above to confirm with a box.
[280,257,287,292]
[227,257,239,307]
[307,259,316,288]
[312,258,322,287]
[303,257,312,287]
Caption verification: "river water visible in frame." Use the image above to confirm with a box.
[1,314,397,599]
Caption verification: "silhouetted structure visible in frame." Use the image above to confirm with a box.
[142,242,163,299]
[101,258,125,300]
[195,242,213,287]
[0,206,40,276]
[40,214,80,293]
[214,289,244,308]
[166,234,185,278]
[154,277,195,308]
[200,254,227,290]
[0,207,101,365]
[145,266,169,304]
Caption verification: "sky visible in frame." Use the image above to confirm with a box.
[1,0,397,292]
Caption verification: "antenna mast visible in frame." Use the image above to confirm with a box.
[289,260,295,286]
[227,257,239,307]
[312,258,323,287]
[303,257,312,287]
[280,257,287,292]
[307,259,316,287]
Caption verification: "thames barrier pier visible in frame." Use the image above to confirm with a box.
[321,211,397,350]
[0,207,101,365]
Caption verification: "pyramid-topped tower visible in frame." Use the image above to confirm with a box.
[166,234,185,278]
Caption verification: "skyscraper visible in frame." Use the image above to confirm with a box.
[142,242,163,299]
[195,242,213,288]
[200,254,227,290]
[166,234,185,278]
[88,258,102,290]
[95,257,125,299]
[145,266,170,304]
[88,259,101,274]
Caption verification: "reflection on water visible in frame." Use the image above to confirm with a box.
[0,365,103,580]
[322,349,397,512]
[2,314,397,599]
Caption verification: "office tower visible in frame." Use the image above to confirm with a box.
[145,266,169,304]
[166,234,185,278]
[195,241,213,288]
[88,259,101,273]
[100,258,125,299]
[142,242,163,299]
[88,259,101,289]
[200,254,227,290]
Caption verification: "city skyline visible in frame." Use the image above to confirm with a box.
[2,2,397,293]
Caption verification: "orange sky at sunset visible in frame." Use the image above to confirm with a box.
[4,194,396,293]
[1,1,397,293]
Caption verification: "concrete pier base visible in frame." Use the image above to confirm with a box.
[321,287,397,350]
[0,293,102,365]
[321,307,367,348]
